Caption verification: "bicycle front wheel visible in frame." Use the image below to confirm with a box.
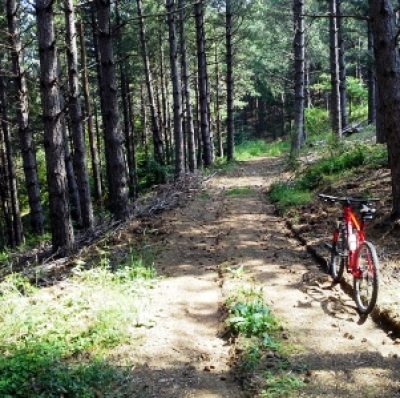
[353,241,379,315]
[330,225,346,282]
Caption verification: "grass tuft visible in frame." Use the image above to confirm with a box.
[225,187,255,197]
[235,140,289,161]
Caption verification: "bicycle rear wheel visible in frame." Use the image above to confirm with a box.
[330,225,346,282]
[353,241,379,315]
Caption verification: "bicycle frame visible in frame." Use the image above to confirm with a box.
[333,204,366,278]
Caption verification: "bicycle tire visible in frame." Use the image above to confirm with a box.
[353,241,379,315]
[330,224,346,282]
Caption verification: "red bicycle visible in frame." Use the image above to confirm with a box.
[318,194,379,315]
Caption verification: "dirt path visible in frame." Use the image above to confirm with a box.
[130,157,400,397]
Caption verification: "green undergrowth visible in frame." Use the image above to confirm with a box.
[270,142,388,212]
[225,187,256,197]
[0,245,156,397]
[225,287,304,397]
[235,139,289,161]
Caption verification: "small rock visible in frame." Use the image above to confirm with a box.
[361,338,368,343]
[305,370,312,377]
[344,332,354,340]
[266,351,275,359]
[394,338,400,345]
[220,376,227,380]
[204,366,211,372]
[303,377,311,384]
[281,332,289,340]
[392,353,398,359]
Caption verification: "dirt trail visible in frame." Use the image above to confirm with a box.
[130,157,400,397]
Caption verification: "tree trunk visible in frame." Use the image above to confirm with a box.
[214,43,223,158]
[226,0,235,161]
[0,110,13,247]
[329,0,342,137]
[179,0,197,171]
[95,0,129,220]
[166,0,184,177]
[35,0,74,253]
[369,0,400,219]
[62,117,82,226]
[127,86,138,199]
[195,0,213,166]
[0,69,23,246]
[304,58,311,108]
[337,0,348,130]
[291,0,305,158]
[140,83,148,156]
[7,0,44,235]
[78,19,103,204]
[367,20,377,127]
[193,76,202,167]
[281,92,286,136]
[159,28,172,166]
[136,0,164,165]
[65,0,94,229]
[116,1,137,198]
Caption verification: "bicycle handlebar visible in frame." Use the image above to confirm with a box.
[318,193,379,205]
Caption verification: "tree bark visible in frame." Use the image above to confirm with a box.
[115,1,137,197]
[329,0,342,138]
[136,0,165,165]
[214,43,223,158]
[291,0,305,158]
[367,20,377,127]
[127,86,138,199]
[35,0,74,253]
[140,83,148,156]
[7,0,44,235]
[195,0,213,166]
[337,0,348,130]
[78,19,103,204]
[226,0,235,161]
[159,28,172,166]
[0,69,23,246]
[369,0,400,219]
[62,115,82,226]
[0,109,13,246]
[166,0,184,177]
[65,0,94,229]
[304,58,311,108]
[179,0,197,171]
[95,0,129,220]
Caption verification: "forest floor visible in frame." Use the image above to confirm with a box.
[116,156,400,397]
[2,154,400,397]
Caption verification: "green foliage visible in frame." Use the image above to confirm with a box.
[0,353,129,398]
[269,183,312,211]
[305,108,330,137]
[235,140,289,161]
[260,372,305,398]
[271,143,387,211]
[226,287,279,338]
[137,158,173,191]
[0,247,156,397]
[228,300,277,338]
[225,287,303,396]
[0,251,10,265]
[225,187,255,197]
